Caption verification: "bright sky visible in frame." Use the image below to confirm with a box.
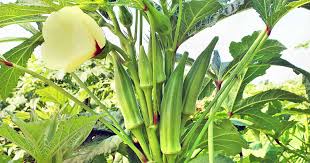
[0,0,310,84]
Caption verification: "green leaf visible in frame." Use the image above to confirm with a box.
[270,58,310,82]
[0,33,43,99]
[237,109,282,134]
[189,154,234,163]
[229,31,286,62]
[36,86,68,104]
[0,116,98,160]
[252,0,310,28]
[303,76,310,100]
[276,108,310,116]
[0,4,55,27]
[0,124,35,157]
[198,119,248,155]
[0,37,28,43]
[179,0,221,42]
[227,32,286,107]
[233,89,307,114]
[198,78,215,100]
[64,135,123,162]
[178,0,245,42]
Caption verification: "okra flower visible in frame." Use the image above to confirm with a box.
[41,6,106,72]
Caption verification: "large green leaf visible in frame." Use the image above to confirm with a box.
[229,31,286,63]
[178,0,245,43]
[198,119,248,156]
[270,58,310,82]
[64,135,123,162]
[0,33,43,99]
[0,115,98,161]
[189,154,233,163]
[0,4,55,27]
[233,89,307,114]
[226,32,286,107]
[36,86,68,104]
[252,0,310,28]
[238,109,282,134]
[0,124,34,156]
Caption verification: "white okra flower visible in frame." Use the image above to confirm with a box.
[42,6,106,72]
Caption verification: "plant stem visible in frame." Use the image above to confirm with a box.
[139,11,143,46]
[166,154,177,163]
[148,12,159,126]
[107,9,128,43]
[183,29,269,162]
[131,127,152,160]
[208,120,214,163]
[126,26,134,40]
[110,44,129,61]
[0,62,146,163]
[172,0,183,50]
[71,72,123,132]
[305,115,309,144]
[134,9,138,42]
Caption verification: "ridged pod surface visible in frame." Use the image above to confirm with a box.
[183,37,218,115]
[155,41,166,83]
[119,6,133,28]
[144,0,171,35]
[182,37,219,115]
[160,52,188,154]
[113,56,143,130]
[138,46,153,88]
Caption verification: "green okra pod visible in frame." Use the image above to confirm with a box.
[138,45,153,88]
[112,55,143,130]
[155,40,166,84]
[119,6,133,28]
[182,37,219,116]
[144,0,171,35]
[160,52,188,155]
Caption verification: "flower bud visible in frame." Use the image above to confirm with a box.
[41,6,106,72]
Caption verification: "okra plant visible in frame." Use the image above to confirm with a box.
[0,0,310,162]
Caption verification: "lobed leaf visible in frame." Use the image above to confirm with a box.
[0,33,43,99]
[233,89,307,114]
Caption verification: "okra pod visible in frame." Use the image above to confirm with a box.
[182,37,219,116]
[144,0,172,35]
[112,55,143,130]
[160,52,188,155]
[119,6,133,28]
[138,45,153,88]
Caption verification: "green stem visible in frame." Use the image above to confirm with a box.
[166,154,177,163]
[146,127,162,163]
[71,72,123,132]
[139,11,143,46]
[111,44,129,61]
[134,9,138,42]
[172,0,183,50]
[208,120,214,163]
[305,115,309,144]
[143,88,154,125]
[1,62,146,163]
[148,12,159,124]
[160,0,169,15]
[107,9,128,43]
[125,51,162,162]
[126,26,134,41]
[132,127,152,161]
[183,29,268,161]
